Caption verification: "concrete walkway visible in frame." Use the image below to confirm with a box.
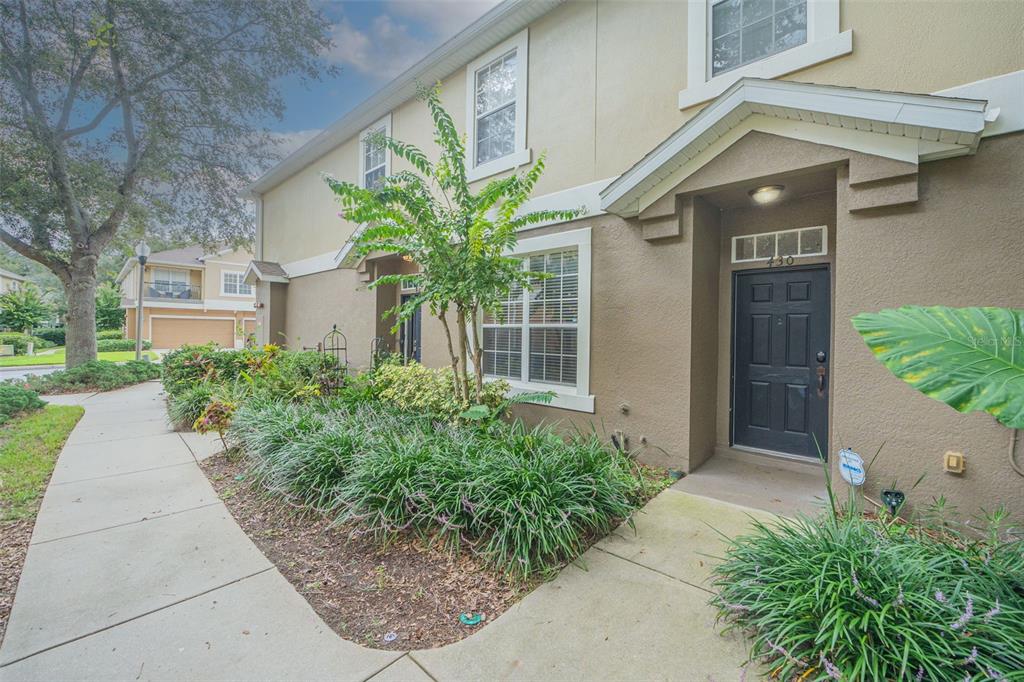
[1,382,776,681]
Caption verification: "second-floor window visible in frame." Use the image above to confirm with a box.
[474,49,518,166]
[360,114,391,190]
[151,268,190,297]
[711,0,807,77]
[222,271,252,296]
[466,29,529,181]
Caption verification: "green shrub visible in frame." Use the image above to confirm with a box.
[96,338,151,352]
[23,360,160,394]
[33,327,65,346]
[161,344,249,395]
[167,382,217,429]
[0,332,54,354]
[373,361,507,419]
[711,509,1024,680]
[97,329,124,340]
[229,399,649,578]
[0,383,46,424]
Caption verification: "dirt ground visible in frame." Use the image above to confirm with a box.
[201,453,534,650]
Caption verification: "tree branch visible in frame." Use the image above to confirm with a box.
[0,227,71,286]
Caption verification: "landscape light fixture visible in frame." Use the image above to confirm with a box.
[748,184,785,205]
[134,240,150,361]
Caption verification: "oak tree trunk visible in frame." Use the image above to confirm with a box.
[64,251,99,368]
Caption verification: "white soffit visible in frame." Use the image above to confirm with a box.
[600,78,988,218]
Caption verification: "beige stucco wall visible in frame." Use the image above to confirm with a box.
[283,269,379,366]
[258,0,1023,268]
[200,248,256,303]
[832,133,1024,517]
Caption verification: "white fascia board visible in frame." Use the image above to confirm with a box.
[935,70,1024,138]
[281,250,343,278]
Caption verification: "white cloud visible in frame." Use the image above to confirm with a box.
[323,1,501,80]
[324,15,430,80]
[386,0,501,40]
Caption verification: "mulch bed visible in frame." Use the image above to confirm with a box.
[200,453,535,650]
[0,519,34,645]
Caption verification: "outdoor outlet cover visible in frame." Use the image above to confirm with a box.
[943,450,966,474]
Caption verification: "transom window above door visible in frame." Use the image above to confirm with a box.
[732,225,826,263]
[711,0,808,77]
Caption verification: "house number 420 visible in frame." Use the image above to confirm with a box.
[767,255,795,267]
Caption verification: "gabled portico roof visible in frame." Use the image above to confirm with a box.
[600,78,991,218]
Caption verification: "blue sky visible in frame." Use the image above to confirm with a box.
[270,0,500,153]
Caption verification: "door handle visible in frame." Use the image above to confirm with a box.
[816,365,827,397]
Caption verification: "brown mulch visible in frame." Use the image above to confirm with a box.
[200,453,536,650]
[0,518,33,645]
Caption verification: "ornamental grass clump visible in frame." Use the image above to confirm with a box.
[227,398,651,579]
[711,507,1024,680]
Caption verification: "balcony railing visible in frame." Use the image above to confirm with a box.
[143,281,202,301]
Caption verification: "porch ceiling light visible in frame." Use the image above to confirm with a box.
[749,184,785,205]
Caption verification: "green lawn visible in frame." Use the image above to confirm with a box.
[0,405,84,521]
[0,349,157,367]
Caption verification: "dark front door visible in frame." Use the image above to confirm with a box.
[399,293,422,362]
[732,266,830,458]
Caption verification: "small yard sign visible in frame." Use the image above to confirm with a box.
[838,448,866,486]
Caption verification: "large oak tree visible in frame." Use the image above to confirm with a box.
[0,0,333,366]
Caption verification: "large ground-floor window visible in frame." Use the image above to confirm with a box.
[481,227,593,412]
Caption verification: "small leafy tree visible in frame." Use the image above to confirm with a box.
[95,284,125,331]
[0,284,50,334]
[325,85,582,404]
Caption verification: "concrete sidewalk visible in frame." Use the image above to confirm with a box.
[1,381,771,681]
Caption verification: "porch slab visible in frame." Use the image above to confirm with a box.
[0,570,399,681]
[0,504,270,665]
[596,489,775,588]
[412,546,753,681]
[49,432,195,485]
[31,462,219,543]
[673,449,827,517]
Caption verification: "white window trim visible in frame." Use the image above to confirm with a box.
[731,225,827,264]
[465,28,531,183]
[477,226,593,413]
[359,112,392,189]
[221,270,254,297]
[681,0,850,110]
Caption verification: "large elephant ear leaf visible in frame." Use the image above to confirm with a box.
[852,306,1024,429]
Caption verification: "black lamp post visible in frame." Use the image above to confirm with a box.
[134,241,151,360]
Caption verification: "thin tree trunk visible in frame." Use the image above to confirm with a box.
[438,312,463,402]
[469,304,484,402]
[64,252,99,368]
[455,306,471,404]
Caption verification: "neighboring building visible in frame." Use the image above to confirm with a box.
[117,246,256,349]
[244,1,1023,515]
[0,268,27,294]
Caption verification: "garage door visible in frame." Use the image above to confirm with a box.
[151,317,235,349]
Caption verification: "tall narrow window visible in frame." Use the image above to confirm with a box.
[362,126,386,189]
[710,0,807,77]
[474,49,517,166]
[465,29,528,180]
[360,114,391,189]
